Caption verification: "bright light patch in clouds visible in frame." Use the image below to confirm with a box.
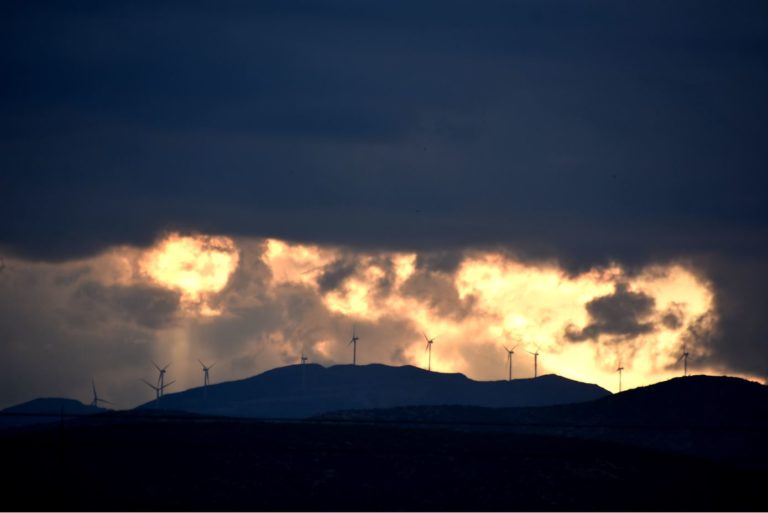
[139,234,239,315]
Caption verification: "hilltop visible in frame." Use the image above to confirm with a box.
[136,363,610,418]
[0,398,107,430]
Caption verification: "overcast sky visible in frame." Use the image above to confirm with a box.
[1,1,767,407]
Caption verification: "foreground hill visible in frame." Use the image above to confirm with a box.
[137,363,610,417]
[318,375,768,465]
[1,416,764,510]
[0,398,107,430]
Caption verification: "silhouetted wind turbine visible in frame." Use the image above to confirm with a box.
[349,326,360,365]
[300,350,308,390]
[423,333,437,371]
[678,344,690,377]
[503,344,519,381]
[617,361,625,392]
[152,361,170,389]
[141,379,175,403]
[90,379,113,408]
[198,360,215,387]
[526,346,540,378]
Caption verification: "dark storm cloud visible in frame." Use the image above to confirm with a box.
[317,258,359,293]
[2,0,767,266]
[1,1,768,379]
[660,303,685,330]
[415,251,465,275]
[565,283,655,342]
[400,270,475,320]
[685,255,768,376]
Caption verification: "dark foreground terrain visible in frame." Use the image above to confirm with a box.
[2,416,766,511]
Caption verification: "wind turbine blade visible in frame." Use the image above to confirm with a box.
[141,379,158,391]
[162,380,175,389]
[198,359,206,369]
[512,344,519,350]
[152,360,161,371]
[100,399,115,405]
[209,362,216,369]
[163,363,171,370]
[503,346,510,352]
[677,354,684,363]
[422,332,430,342]
[92,379,97,397]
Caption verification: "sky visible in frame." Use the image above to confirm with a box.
[1,1,767,408]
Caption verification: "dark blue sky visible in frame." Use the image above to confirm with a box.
[2,1,768,378]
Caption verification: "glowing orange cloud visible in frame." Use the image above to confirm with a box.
[139,234,239,315]
[79,233,752,392]
[259,238,729,392]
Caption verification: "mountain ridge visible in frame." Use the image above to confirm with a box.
[135,363,611,418]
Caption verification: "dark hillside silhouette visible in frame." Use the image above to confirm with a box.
[136,363,610,417]
[318,375,768,466]
[1,417,765,511]
[0,398,106,430]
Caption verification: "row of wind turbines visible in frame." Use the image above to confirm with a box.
[348,326,544,378]
[346,327,695,392]
[90,330,694,407]
[137,360,215,404]
[91,360,217,407]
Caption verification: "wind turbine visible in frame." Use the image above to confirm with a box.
[90,379,113,408]
[678,344,690,377]
[349,326,360,365]
[526,346,540,378]
[503,344,519,381]
[198,360,215,387]
[152,361,170,389]
[300,350,308,390]
[423,333,437,371]
[617,361,625,393]
[141,379,175,403]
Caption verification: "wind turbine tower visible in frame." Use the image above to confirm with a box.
[678,344,690,377]
[423,333,437,371]
[198,360,215,387]
[526,347,540,378]
[90,379,113,408]
[503,344,519,381]
[617,362,625,392]
[349,326,360,365]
